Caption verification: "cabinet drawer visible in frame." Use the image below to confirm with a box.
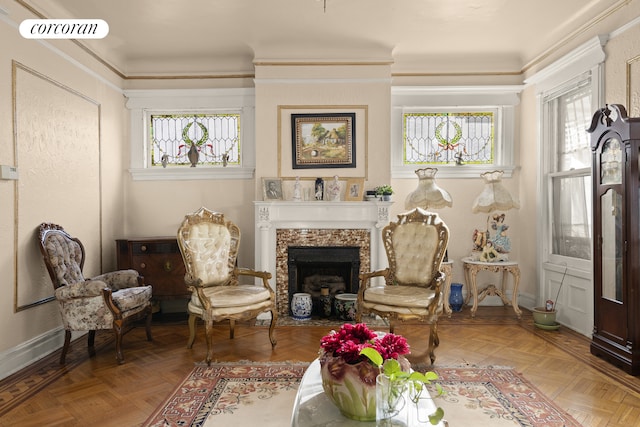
[116,238,189,300]
[131,240,180,255]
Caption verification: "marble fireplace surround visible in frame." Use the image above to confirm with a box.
[254,201,393,316]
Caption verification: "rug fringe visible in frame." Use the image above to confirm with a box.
[194,359,312,367]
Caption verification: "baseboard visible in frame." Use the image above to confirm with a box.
[0,327,65,381]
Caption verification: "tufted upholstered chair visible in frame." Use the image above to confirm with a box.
[356,208,449,364]
[37,223,153,365]
[177,207,277,364]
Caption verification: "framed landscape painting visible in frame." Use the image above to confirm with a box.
[291,113,356,169]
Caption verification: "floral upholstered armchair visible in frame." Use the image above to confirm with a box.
[177,207,277,365]
[356,208,449,364]
[37,223,153,364]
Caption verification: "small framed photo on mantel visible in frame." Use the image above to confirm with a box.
[262,177,283,200]
[345,178,365,201]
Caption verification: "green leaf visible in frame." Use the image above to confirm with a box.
[359,347,383,367]
[428,407,445,425]
[382,358,402,376]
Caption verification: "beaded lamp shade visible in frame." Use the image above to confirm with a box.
[471,170,519,213]
[405,168,453,210]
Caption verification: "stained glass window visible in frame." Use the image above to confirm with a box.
[403,112,494,165]
[150,113,240,167]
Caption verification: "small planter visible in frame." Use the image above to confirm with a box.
[532,307,559,330]
[375,186,394,202]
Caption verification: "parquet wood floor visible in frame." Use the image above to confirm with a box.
[1,306,640,426]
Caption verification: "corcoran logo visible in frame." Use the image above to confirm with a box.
[19,19,109,39]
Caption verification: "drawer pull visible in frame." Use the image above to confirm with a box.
[164,261,173,272]
[141,245,147,252]
[139,262,146,269]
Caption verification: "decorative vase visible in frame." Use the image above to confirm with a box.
[291,293,312,320]
[319,287,332,318]
[376,373,409,426]
[449,283,464,312]
[319,353,379,421]
[334,293,357,321]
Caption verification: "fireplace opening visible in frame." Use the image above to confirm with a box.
[287,246,360,316]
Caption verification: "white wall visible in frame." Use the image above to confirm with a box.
[0,0,126,378]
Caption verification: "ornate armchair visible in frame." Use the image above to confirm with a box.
[177,207,277,364]
[37,223,153,365]
[356,208,449,364]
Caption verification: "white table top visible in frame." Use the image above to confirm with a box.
[461,256,518,266]
[291,359,444,426]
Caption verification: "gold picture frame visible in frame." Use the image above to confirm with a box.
[345,178,365,201]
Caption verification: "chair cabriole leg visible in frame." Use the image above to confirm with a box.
[269,309,277,347]
[187,314,197,348]
[60,330,72,364]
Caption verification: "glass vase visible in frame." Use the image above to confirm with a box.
[376,374,408,426]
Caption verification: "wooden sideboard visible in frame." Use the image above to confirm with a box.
[116,237,189,300]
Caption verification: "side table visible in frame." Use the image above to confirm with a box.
[461,257,521,319]
[440,261,455,317]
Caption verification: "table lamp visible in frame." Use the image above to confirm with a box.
[471,170,519,261]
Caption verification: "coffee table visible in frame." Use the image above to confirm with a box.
[291,359,446,426]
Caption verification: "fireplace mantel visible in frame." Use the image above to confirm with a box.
[254,201,393,295]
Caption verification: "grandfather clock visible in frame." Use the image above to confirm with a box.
[588,104,640,375]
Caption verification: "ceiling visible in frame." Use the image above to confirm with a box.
[19,0,632,78]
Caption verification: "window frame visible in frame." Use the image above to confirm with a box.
[543,74,595,267]
[391,86,522,179]
[530,37,605,272]
[124,88,255,181]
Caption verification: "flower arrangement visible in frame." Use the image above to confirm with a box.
[319,323,444,424]
[320,322,409,365]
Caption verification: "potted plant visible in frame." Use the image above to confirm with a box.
[532,265,567,330]
[318,323,443,424]
[375,185,394,201]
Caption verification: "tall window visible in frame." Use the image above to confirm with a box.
[545,78,593,260]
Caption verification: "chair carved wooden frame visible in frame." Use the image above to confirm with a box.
[37,223,153,365]
[177,207,277,365]
[356,208,449,364]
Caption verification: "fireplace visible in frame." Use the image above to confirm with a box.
[254,200,393,316]
[288,246,360,315]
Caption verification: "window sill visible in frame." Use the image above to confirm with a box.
[129,167,255,181]
[392,165,515,179]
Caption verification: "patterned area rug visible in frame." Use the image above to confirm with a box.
[430,365,582,427]
[143,361,581,427]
